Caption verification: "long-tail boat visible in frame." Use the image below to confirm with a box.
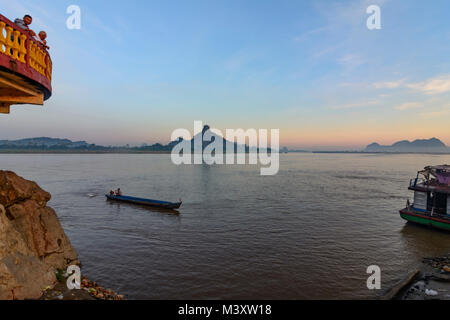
[105,194,182,210]
[0,14,52,114]
[400,165,450,231]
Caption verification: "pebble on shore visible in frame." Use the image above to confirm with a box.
[80,277,125,300]
[399,255,450,300]
[40,275,125,300]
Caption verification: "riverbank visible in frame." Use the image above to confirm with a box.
[40,275,124,300]
[386,254,450,300]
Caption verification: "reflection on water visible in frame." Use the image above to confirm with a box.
[1,153,450,299]
[400,222,450,255]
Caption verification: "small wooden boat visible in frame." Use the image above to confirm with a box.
[105,194,182,209]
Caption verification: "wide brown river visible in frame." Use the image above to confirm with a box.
[2,153,450,299]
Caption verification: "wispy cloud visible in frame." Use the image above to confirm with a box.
[85,11,124,44]
[374,79,406,89]
[312,43,343,59]
[330,100,378,110]
[293,26,328,42]
[223,50,262,73]
[338,54,366,70]
[408,75,450,95]
[374,75,450,95]
[394,102,423,111]
[419,105,450,118]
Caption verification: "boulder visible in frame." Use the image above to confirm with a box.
[0,171,78,299]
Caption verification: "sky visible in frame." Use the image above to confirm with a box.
[1,0,450,150]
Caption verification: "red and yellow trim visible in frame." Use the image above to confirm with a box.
[0,14,52,113]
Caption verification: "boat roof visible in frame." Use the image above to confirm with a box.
[423,165,450,172]
[410,182,450,195]
[411,165,450,194]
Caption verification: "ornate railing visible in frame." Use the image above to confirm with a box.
[0,14,52,97]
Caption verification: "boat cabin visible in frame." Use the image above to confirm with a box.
[409,165,450,216]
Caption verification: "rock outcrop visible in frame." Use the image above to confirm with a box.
[0,171,78,300]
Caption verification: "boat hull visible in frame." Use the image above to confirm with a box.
[399,209,450,231]
[106,195,182,209]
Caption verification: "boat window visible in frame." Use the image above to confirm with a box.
[414,191,427,211]
[448,195,450,215]
[431,192,447,215]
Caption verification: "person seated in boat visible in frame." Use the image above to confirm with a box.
[116,188,122,196]
[109,190,115,196]
[14,15,36,36]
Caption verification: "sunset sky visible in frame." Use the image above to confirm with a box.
[1,0,449,150]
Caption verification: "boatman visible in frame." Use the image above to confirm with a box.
[116,188,122,196]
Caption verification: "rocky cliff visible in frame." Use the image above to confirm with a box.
[0,171,78,300]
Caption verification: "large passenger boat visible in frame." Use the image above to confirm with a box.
[400,165,450,231]
[0,14,52,114]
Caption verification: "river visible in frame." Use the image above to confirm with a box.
[2,153,450,299]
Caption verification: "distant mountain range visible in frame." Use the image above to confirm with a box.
[0,137,94,149]
[0,126,264,153]
[1,136,447,154]
[184,125,265,153]
[0,137,174,152]
[364,138,450,153]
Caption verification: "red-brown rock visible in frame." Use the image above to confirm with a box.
[0,171,79,299]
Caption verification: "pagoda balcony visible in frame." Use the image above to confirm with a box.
[0,14,52,114]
